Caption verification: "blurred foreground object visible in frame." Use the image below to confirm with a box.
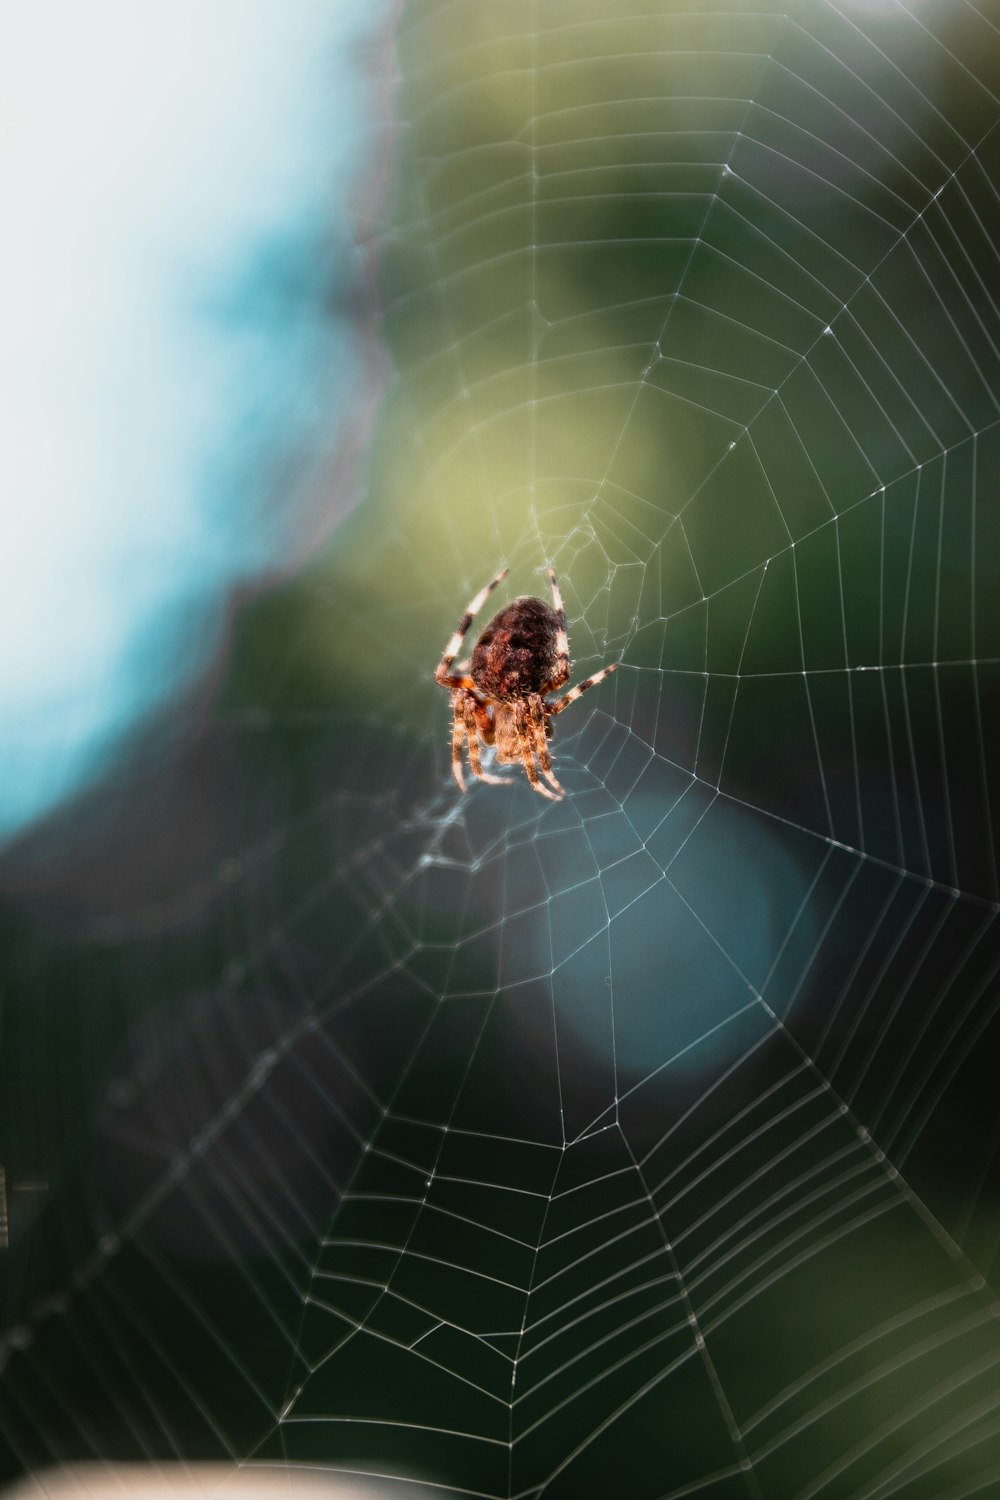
[0,1465,437,1500]
[0,0,391,845]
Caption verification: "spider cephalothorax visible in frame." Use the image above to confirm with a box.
[435,567,618,800]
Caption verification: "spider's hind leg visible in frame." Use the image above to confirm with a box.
[436,568,509,687]
[546,566,570,691]
[548,662,619,717]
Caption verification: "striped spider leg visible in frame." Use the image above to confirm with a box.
[436,567,509,791]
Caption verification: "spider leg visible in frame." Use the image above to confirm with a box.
[451,697,468,792]
[548,662,619,718]
[528,694,564,795]
[546,566,570,692]
[474,698,496,746]
[515,700,561,801]
[436,568,508,687]
[463,695,508,785]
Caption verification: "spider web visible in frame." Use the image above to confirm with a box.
[3,1,1000,1497]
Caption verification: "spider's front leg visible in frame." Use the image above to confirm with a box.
[450,694,469,792]
[514,699,562,801]
[528,694,564,796]
[451,688,505,791]
[461,692,507,786]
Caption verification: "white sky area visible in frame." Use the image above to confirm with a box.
[0,0,380,843]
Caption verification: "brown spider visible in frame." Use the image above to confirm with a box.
[435,567,619,801]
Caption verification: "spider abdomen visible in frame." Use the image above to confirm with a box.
[470,596,562,701]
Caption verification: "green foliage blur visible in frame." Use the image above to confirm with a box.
[226,0,1000,805]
